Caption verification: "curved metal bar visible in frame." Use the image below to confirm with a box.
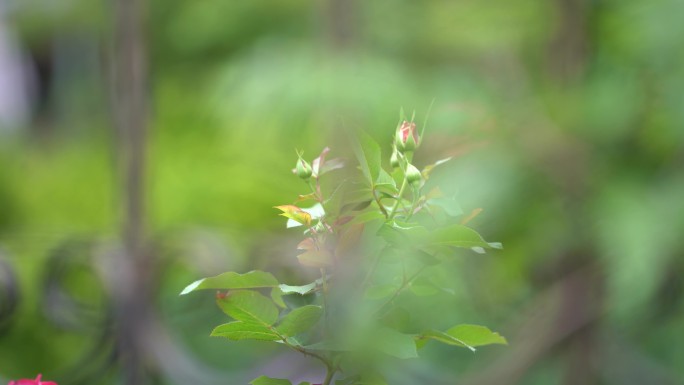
[40,238,119,383]
[41,238,110,331]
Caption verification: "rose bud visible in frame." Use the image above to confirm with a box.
[405,163,422,188]
[395,120,420,153]
[390,148,400,169]
[294,157,313,180]
[8,374,58,385]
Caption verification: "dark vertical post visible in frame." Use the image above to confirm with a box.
[547,0,589,82]
[111,0,148,383]
[547,2,602,383]
[114,0,147,251]
[324,0,357,50]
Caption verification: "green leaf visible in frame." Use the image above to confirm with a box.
[375,169,398,195]
[381,308,413,335]
[349,210,386,225]
[282,336,303,347]
[295,193,318,203]
[417,325,506,351]
[364,284,399,300]
[250,376,292,385]
[409,278,440,296]
[304,340,352,352]
[446,324,508,348]
[323,183,347,216]
[340,200,373,215]
[373,327,418,359]
[276,305,323,336]
[377,223,429,246]
[344,188,374,205]
[422,157,452,180]
[414,250,441,265]
[357,373,388,385]
[180,270,279,295]
[271,287,286,308]
[211,321,280,341]
[279,282,317,295]
[217,290,279,326]
[416,329,475,351]
[350,129,382,186]
[429,196,463,217]
[377,224,405,246]
[430,224,492,249]
[318,158,345,176]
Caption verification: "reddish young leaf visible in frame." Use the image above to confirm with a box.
[459,208,483,225]
[336,223,364,257]
[297,250,333,268]
[297,238,316,251]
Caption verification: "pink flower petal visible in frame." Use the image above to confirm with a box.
[6,374,58,385]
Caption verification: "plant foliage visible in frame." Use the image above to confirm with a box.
[181,114,506,384]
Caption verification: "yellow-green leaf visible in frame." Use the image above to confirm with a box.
[446,324,507,348]
[274,205,312,227]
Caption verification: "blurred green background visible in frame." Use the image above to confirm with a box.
[0,0,683,384]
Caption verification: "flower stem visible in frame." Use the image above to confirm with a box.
[278,331,330,370]
[405,186,421,221]
[389,153,413,220]
[373,187,390,219]
[388,177,408,220]
[322,365,336,385]
[321,268,330,333]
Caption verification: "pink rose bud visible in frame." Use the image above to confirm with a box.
[395,120,420,153]
[7,374,58,385]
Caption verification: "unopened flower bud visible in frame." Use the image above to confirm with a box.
[405,163,422,187]
[395,120,420,153]
[295,157,313,180]
[390,148,400,168]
